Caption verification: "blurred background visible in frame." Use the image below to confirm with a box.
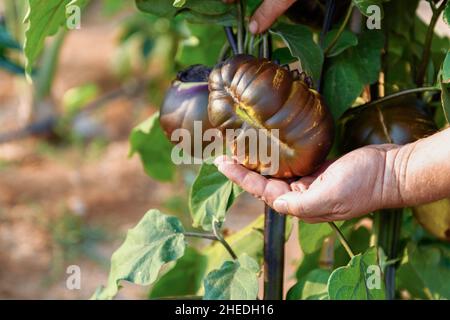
[0,0,447,299]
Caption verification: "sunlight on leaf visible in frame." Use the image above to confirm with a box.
[92,209,185,300]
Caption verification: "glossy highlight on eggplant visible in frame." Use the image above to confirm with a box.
[159,64,215,157]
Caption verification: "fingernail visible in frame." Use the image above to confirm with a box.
[273,199,288,212]
[249,20,258,34]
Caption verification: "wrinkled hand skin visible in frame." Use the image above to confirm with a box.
[216,128,450,223]
[215,145,399,223]
[208,54,334,178]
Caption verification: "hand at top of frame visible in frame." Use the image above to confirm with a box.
[223,0,297,34]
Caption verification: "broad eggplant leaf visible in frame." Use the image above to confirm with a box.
[177,23,226,67]
[323,30,384,120]
[189,163,243,231]
[334,226,371,268]
[299,221,345,254]
[136,0,236,25]
[287,269,331,300]
[204,214,264,274]
[397,243,450,299]
[323,29,358,57]
[24,0,88,76]
[271,23,324,85]
[203,254,259,300]
[328,247,386,300]
[149,246,207,298]
[173,0,186,7]
[129,113,176,182]
[92,209,186,300]
[443,51,450,83]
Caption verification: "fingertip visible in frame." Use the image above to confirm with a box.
[249,20,259,34]
[273,198,288,213]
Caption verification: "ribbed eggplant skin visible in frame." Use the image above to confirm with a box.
[208,54,334,178]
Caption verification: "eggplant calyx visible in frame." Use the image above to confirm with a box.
[177,64,212,83]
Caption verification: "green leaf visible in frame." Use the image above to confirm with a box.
[149,246,207,298]
[323,29,358,57]
[444,1,450,26]
[442,51,450,83]
[173,0,186,8]
[203,254,259,300]
[353,0,385,17]
[189,163,243,231]
[328,247,386,300]
[129,113,176,182]
[135,0,178,17]
[334,226,371,268]
[440,78,450,125]
[397,243,450,299]
[324,30,384,120]
[204,214,264,274]
[177,23,226,67]
[136,0,236,25]
[272,47,296,65]
[287,269,331,300]
[92,209,186,300]
[271,23,324,85]
[299,221,344,254]
[24,0,88,76]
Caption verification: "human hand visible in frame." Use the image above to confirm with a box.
[223,0,297,34]
[215,144,403,223]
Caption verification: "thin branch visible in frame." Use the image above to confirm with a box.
[365,86,440,107]
[416,0,448,86]
[323,3,354,55]
[236,0,245,54]
[262,33,270,59]
[183,232,217,241]
[328,222,355,258]
[212,220,238,260]
[224,26,239,55]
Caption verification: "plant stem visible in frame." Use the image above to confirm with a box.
[236,0,245,54]
[376,209,403,300]
[263,207,286,300]
[323,2,354,55]
[218,41,231,62]
[328,222,355,258]
[262,33,269,59]
[224,26,239,55]
[212,221,238,260]
[416,0,448,87]
[317,0,336,92]
[365,86,440,107]
[183,232,217,241]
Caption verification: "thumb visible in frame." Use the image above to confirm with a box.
[249,0,296,34]
[273,190,333,218]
